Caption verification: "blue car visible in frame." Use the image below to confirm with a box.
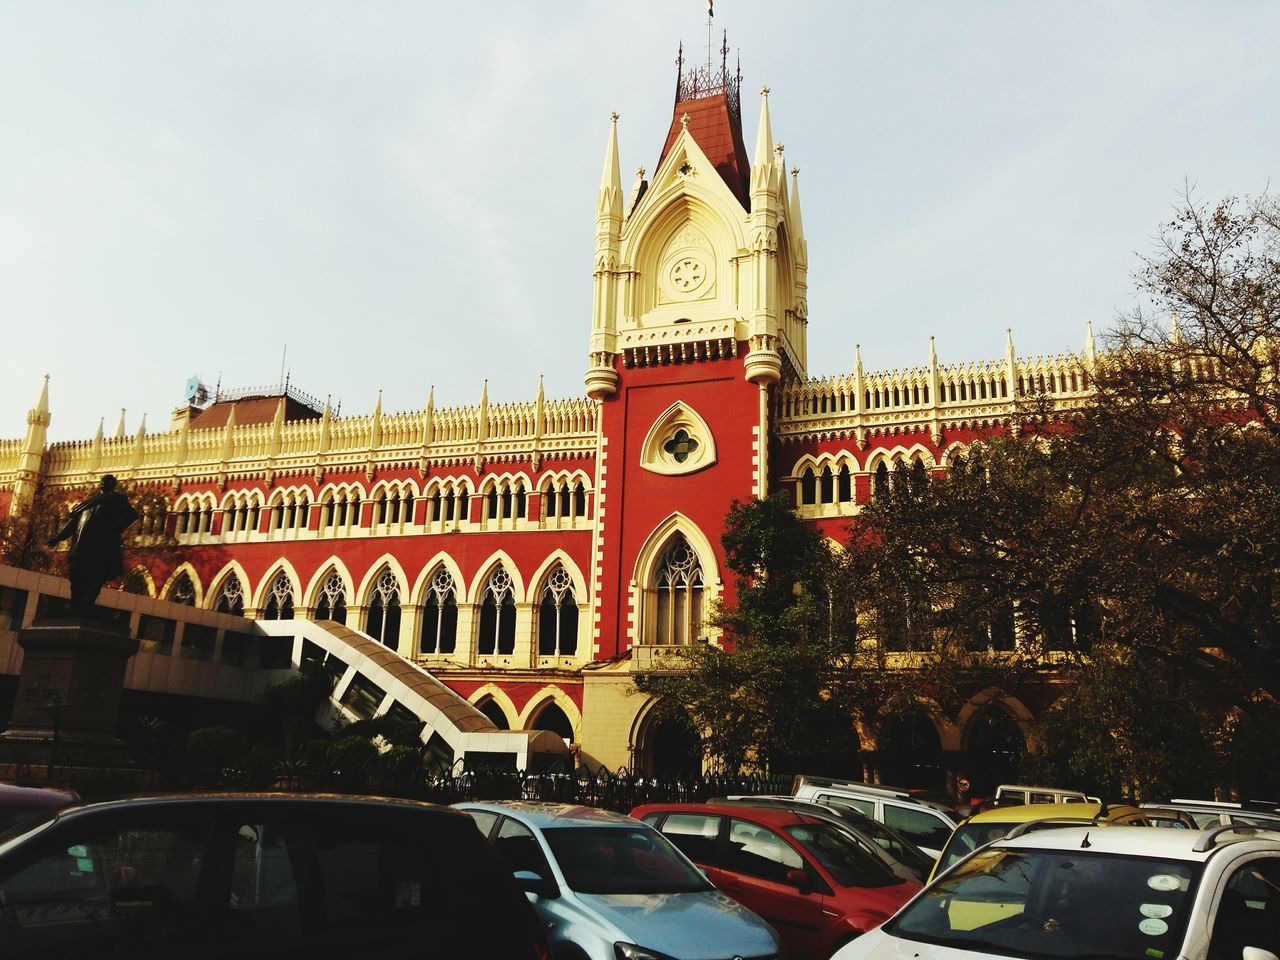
[456,801,781,960]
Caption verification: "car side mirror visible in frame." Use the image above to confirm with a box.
[513,869,553,899]
[1243,948,1280,960]
[785,868,813,893]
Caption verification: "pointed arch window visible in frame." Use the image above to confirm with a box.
[800,468,817,505]
[837,464,853,502]
[365,570,401,648]
[538,565,578,656]
[477,566,516,657]
[819,466,834,504]
[168,572,195,607]
[263,570,295,621]
[315,572,348,624]
[214,574,244,616]
[653,536,704,646]
[873,462,890,499]
[420,569,458,655]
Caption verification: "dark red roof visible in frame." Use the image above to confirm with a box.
[190,396,322,429]
[657,93,751,208]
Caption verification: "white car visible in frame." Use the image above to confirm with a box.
[832,821,1280,960]
[790,776,958,859]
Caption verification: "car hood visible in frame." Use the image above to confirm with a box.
[833,927,1001,960]
[574,888,780,959]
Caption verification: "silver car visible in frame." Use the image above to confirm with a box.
[456,800,781,960]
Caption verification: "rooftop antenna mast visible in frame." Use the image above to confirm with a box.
[706,4,713,73]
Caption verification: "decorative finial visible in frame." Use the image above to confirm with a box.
[680,112,690,129]
[791,167,799,177]
[610,111,619,122]
[774,142,785,157]
[760,85,770,97]
[636,166,646,178]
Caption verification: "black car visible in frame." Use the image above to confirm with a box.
[0,792,548,959]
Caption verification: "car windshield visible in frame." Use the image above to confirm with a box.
[785,823,899,888]
[888,846,1200,960]
[844,814,934,874]
[936,822,1019,875]
[542,826,712,895]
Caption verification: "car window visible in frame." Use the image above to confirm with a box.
[889,847,1200,958]
[786,823,898,888]
[885,804,953,851]
[493,818,553,881]
[542,826,710,895]
[820,793,874,816]
[464,810,500,839]
[726,819,803,883]
[1208,857,1280,960]
[0,821,210,957]
[653,813,722,866]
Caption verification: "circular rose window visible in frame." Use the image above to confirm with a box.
[668,257,707,294]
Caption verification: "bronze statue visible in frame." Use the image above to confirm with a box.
[48,475,138,612]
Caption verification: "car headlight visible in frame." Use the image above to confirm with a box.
[614,943,677,960]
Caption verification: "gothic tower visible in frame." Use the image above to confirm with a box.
[585,40,808,663]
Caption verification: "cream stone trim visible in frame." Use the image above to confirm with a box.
[206,560,252,613]
[160,562,205,607]
[302,558,356,613]
[469,684,519,729]
[123,564,156,598]
[408,552,467,607]
[466,550,527,604]
[354,554,411,607]
[639,402,717,477]
[517,686,582,734]
[251,559,303,612]
[627,513,723,649]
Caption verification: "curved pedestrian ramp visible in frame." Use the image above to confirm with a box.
[0,564,569,772]
[253,619,571,771]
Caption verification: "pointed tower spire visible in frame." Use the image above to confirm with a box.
[13,376,51,513]
[929,335,938,366]
[753,85,773,170]
[598,112,623,220]
[114,408,127,439]
[91,417,105,471]
[1084,321,1097,364]
[1169,310,1182,344]
[788,167,806,242]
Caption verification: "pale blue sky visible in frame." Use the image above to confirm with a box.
[3,1,1277,441]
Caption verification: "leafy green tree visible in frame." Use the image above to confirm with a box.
[637,494,870,774]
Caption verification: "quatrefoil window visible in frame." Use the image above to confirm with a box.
[670,258,704,291]
[663,429,699,463]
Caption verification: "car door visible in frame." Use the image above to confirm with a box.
[0,809,217,959]
[715,817,828,960]
[643,812,728,885]
[1206,856,1280,960]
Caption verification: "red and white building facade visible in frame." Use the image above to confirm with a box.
[1,52,1096,784]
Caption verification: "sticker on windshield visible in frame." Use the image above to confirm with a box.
[1140,903,1173,919]
[1148,874,1181,891]
[1139,918,1170,936]
[1145,949,1165,958]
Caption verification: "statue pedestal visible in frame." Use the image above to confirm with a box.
[0,618,139,771]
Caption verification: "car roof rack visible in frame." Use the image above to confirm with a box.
[1005,817,1104,839]
[793,774,914,800]
[1192,824,1259,853]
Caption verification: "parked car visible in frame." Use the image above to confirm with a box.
[454,800,781,960]
[930,801,1151,880]
[832,821,1280,960]
[992,783,1098,806]
[1143,806,1200,829]
[1146,798,1280,830]
[790,775,959,858]
[0,793,549,959]
[715,794,934,882]
[634,801,919,960]
[0,779,79,832]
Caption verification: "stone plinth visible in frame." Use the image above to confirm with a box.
[0,618,139,769]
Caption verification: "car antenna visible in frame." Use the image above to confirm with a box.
[1080,831,1092,848]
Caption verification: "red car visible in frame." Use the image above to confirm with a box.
[633,802,919,960]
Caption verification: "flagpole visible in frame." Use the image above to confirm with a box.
[706,13,712,73]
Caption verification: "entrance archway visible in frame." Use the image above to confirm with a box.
[878,707,944,791]
[635,703,702,776]
[963,708,1026,797]
[530,702,573,742]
